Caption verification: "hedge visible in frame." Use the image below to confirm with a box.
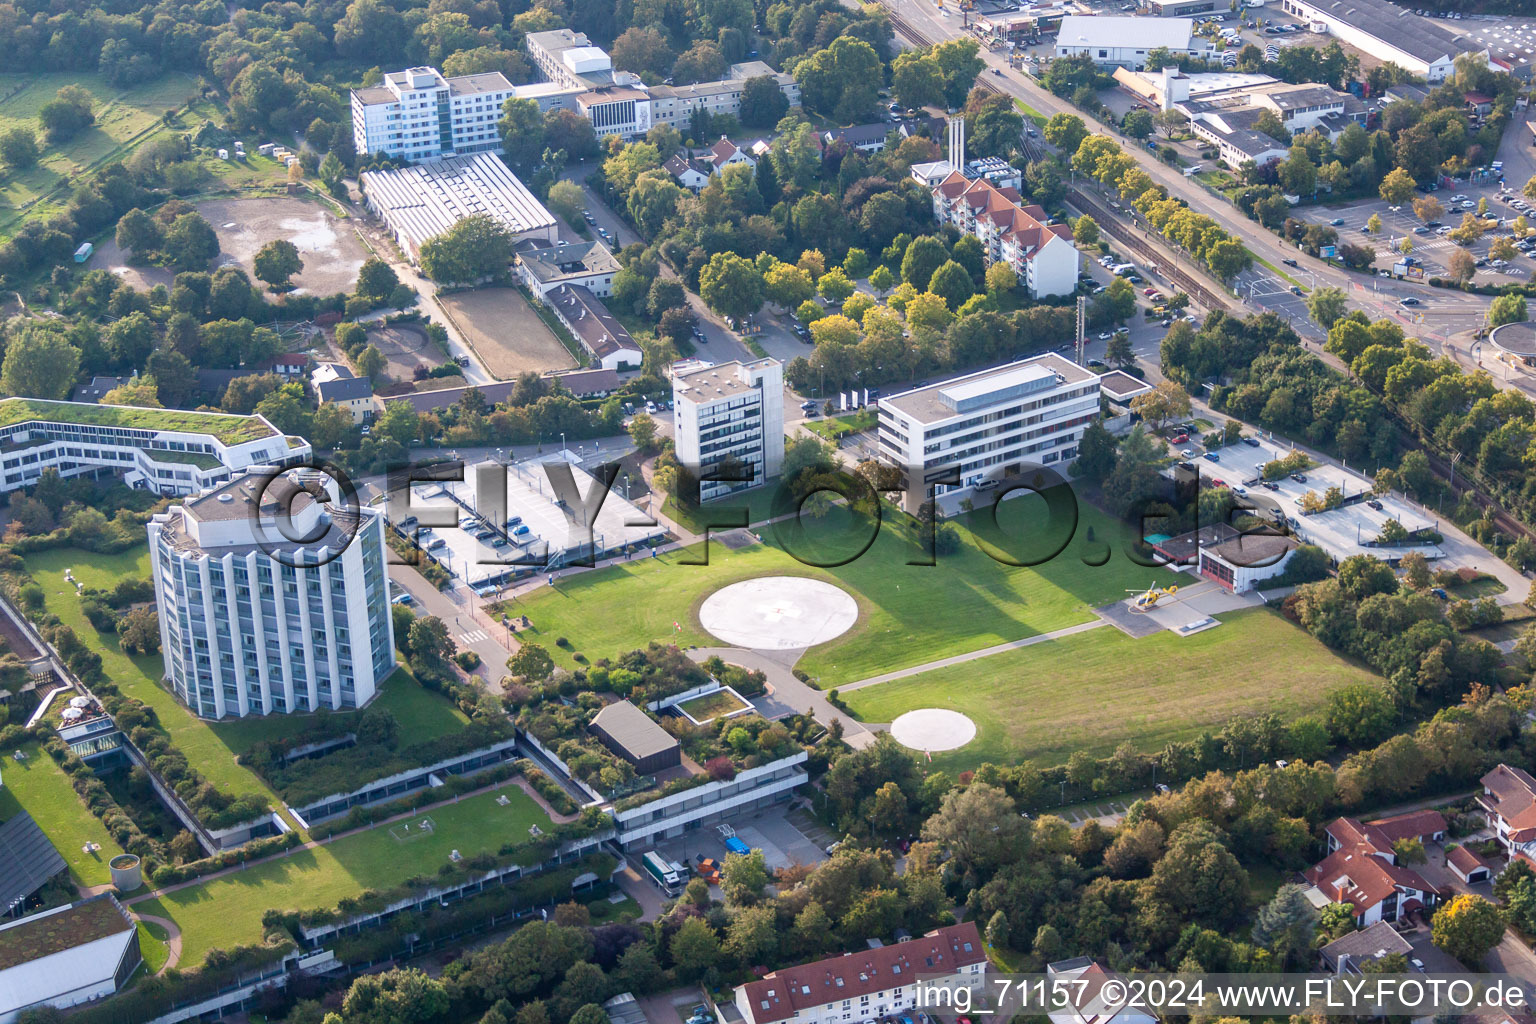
[149,830,303,887]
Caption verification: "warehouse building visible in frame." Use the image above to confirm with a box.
[590,700,682,773]
[1055,15,1216,69]
[360,152,557,263]
[1275,0,1484,81]
[350,66,515,160]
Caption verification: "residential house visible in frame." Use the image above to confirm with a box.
[664,154,710,191]
[541,285,642,370]
[1305,815,1440,926]
[515,237,622,299]
[316,374,378,424]
[705,136,756,173]
[70,376,130,403]
[260,353,311,378]
[733,923,988,1024]
[1046,958,1160,1024]
[1318,920,1414,974]
[1480,763,1536,864]
[823,123,894,153]
[1448,844,1494,885]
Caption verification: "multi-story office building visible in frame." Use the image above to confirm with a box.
[734,922,988,1024]
[672,359,785,502]
[516,32,798,138]
[350,66,515,160]
[147,470,396,720]
[877,354,1101,511]
[0,398,309,496]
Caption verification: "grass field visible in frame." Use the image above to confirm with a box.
[842,607,1380,770]
[504,495,1180,686]
[0,72,200,238]
[0,742,122,886]
[677,688,751,722]
[131,784,551,966]
[136,920,172,975]
[802,410,876,441]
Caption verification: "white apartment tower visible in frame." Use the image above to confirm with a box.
[878,353,1101,511]
[147,470,396,720]
[351,67,514,160]
[672,359,785,502]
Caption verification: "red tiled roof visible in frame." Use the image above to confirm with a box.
[1305,844,1437,914]
[1367,809,1446,843]
[1448,844,1493,876]
[1481,764,1536,841]
[933,172,1073,262]
[739,923,987,1024]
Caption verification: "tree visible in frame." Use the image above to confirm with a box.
[1490,293,1528,328]
[356,345,387,385]
[1044,113,1088,155]
[1366,213,1382,234]
[496,98,546,172]
[1074,215,1100,248]
[720,849,770,908]
[699,252,763,321]
[612,27,674,76]
[100,380,160,407]
[1106,331,1135,369]
[0,127,38,169]
[339,969,449,1024]
[1324,683,1396,746]
[891,50,943,110]
[921,782,1025,877]
[1525,174,1536,202]
[309,402,355,450]
[869,264,895,294]
[1121,108,1154,139]
[1493,236,1520,263]
[117,605,161,655]
[927,260,974,310]
[375,401,419,446]
[765,261,815,313]
[794,36,881,123]
[115,207,162,260]
[1449,247,1477,284]
[673,41,726,84]
[38,85,95,142]
[1379,167,1417,205]
[1412,195,1444,222]
[739,76,789,128]
[253,239,302,291]
[1306,286,1347,329]
[2,324,80,400]
[419,214,513,284]
[669,917,719,981]
[507,642,554,681]
[356,257,399,301]
[1250,884,1319,966]
[901,235,948,288]
[163,212,220,270]
[1433,894,1505,966]
[816,267,855,304]
[1130,380,1190,433]
[547,181,587,228]
[628,412,658,452]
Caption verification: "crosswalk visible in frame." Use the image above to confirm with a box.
[457,629,489,644]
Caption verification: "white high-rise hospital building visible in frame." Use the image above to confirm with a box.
[672,359,785,502]
[147,470,396,720]
[351,67,515,161]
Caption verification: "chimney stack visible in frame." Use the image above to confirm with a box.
[948,115,966,171]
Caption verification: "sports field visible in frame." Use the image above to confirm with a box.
[131,784,551,966]
[0,742,123,886]
[0,72,199,238]
[843,607,1380,771]
[506,495,1179,686]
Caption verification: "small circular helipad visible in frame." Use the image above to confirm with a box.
[890,709,977,752]
[699,577,858,650]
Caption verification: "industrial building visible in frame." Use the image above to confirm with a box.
[359,152,558,263]
[877,354,1101,513]
[0,894,141,1023]
[147,470,397,720]
[515,30,799,139]
[350,66,516,160]
[1275,0,1484,81]
[0,398,310,497]
[671,359,786,503]
[1054,15,1216,69]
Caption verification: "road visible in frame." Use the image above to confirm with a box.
[879,0,1497,334]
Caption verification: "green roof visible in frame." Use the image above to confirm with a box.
[0,896,133,971]
[0,398,277,446]
[144,449,224,470]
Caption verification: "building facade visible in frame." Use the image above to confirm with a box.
[0,398,309,497]
[351,66,515,160]
[1275,0,1482,81]
[0,895,141,1024]
[1480,763,1536,864]
[672,358,785,502]
[1055,15,1216,68]
[877,354,1100,512]
[148,470,396,720]
[930,172,1078,298]
[734,923,988,1024]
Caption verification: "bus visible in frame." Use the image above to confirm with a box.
[641,851,683,895]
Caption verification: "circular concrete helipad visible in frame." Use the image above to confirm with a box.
[698,576,859,650]
[890,709,977,753]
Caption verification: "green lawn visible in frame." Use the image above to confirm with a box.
[802,409,877,441]
[843,607,1380,771]
[131,785,551,966]
[0,742,123,886]
[662,483,784,532]
[0,72,201,238]
[135,920,172,975]
[502,496,1180,686]
[28,547,291,814]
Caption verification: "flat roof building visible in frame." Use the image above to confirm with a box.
[0,398,309,497]
[878,353,1100,512]
[0,894,140,1023]
[1056,15,1216,68]
[590,700,681,774]
[0,811,67,918]
[360,152,558,263]
[1275,0,1484,81]
[351,66,514,161]
[148,469,396,719]
[672,359,785,502]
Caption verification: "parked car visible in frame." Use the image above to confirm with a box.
[1329,217,1345,226]
[1290,472,1307,483]
[1203,452,1220,462]
[1180,448,1195,458]
[1243,436,1261,447]
[1399,296,1421,306]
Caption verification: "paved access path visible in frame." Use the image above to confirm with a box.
[837,619,1108,693]
[686,648,879,749]
[132,913,183,975]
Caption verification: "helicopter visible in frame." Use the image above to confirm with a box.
[1127,582,1179,610]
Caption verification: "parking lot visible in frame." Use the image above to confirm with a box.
[1456,15,1536,78]
[648,805,828,878]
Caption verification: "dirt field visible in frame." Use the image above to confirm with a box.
[437,288,577,378]
[368,322,441,383]
[201,196,370,296]
[87,237,175,292]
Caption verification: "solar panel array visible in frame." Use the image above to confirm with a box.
[362,152,558,253]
